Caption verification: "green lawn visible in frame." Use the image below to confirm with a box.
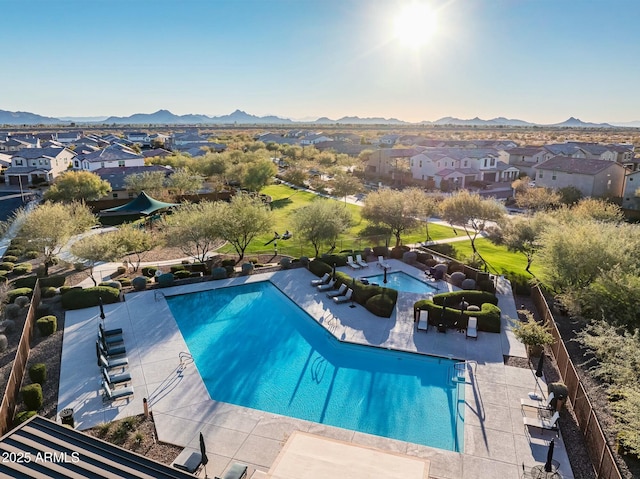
[442,237,540,277]
[216,184,458,258]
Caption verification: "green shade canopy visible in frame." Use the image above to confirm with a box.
[100,191,178,216]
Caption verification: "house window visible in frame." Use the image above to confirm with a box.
[490,158,495,166]
[539,172,543,178]
[112,193,118,198]
[552,173,556,180]
[15,159,23,166]
[101,162,105,168]
[74,160,79,168]
[464,160,468,167]
[118,160,125,167]
[419,160,422,168]
[128,192,134,198]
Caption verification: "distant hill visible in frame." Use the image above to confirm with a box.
[548,117,614,128]
[0,109,62,125]
[333,116,409,125]
[609,120,640,128]
[429,116,534,126]
[210,109,293,124]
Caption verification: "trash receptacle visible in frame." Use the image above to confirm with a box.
[59,408,74,428]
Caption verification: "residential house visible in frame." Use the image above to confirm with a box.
[56,131,83,144]
[621,170,640,211]
[373,134,401,146]
[4,146,75,185]
[125,131,150,146]
[542,143,586,161]
[299,133,332,145]
[142,148,173,160]
[0,137,39,152]
[365,148,417,182]
[533,156,626,198]
[95,165,174,199]
[503,146,547,178]
[73,144,144,171]
[314,140,370,156]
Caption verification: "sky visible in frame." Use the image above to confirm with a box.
[1,0,639,124]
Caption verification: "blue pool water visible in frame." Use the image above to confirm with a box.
[167,281,464,451]
[362,271,437,294]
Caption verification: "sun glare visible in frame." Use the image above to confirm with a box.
[393,3,438,48]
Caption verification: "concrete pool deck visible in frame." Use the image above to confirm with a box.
[58,260,573,479]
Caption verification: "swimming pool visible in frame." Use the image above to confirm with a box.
[362,271,437,294]
[167,281,464,451]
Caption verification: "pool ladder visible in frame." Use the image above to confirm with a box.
[450,360,477,385]
[178,351,194,372]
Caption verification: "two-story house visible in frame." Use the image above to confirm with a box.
[621,170,640,211]
[125,132,151,146]
[533,156,626,198]
[4,146,76,186]
[502,146,547,178]
[73,144,145,171]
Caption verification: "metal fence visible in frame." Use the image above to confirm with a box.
[531,285,623,479]
[0,280,42,435]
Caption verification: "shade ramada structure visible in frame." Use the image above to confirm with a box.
[100,191,178,216]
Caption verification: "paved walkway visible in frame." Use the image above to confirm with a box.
[58,262,572,479]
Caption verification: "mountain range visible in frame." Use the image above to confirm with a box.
[0,108,637,128]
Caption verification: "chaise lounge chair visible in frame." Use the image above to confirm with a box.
[98,328,123,346]
[377,256,390,269]
[521,391,555,410]
[347,256,361,269]
[523,411,560,432]
[102,367,131,386]
[333,288,353,304]
[217,462,248,479]
[98,353,128,370]
[356,254,368,268]
[99,323,123,337]
[102,382,134,402]
[97,339,126,358]
[311,273,330,286]
[466,317,478,339]
[317,279,336,291]
[417,309,429,332]
[326,283,347,298]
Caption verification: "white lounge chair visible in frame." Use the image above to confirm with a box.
[356,254,368,268]
[326,283,347,298]
[333,288,353,304]
[417,309,429,332]
[521,391,555,410]
[466,317,478,339]
[311,273,330,286]
[347,256,361,270]
[377,256,390,269]
[317,279,336,291]
[523,411,560,431]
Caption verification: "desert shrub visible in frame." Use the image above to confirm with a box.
[99,281,122,290]
[0,262,15,272]
[59,286,82,295]
[365,290,398,318]
[448,261,465,273]
[309,259,332,278]
[61,286,120,310]
[170,264,187,273]
[36,315,57,336]
[390,245,410,259]
[174,270,191,279]
[221,259,236,267]
[13,410,37,426]
[241,263,254,276]
[21,384,43,410]
[29,363,47,385]
[131,276,147,291]
[118,277,132,287]
[0,320,15,333]
[2,255,18,263]
[74,262,86,271]
[317,254,348,267]
[141,266,157,277]
[477,278,497,294]
[40,274,66,288]
[25,250,40,259]
[12,263,33,275]
[427,243,457,258]
[280,257,291,269]
[35,304,52,319]
[157,273,175,287]
[461,278,477,290]
[502,270,532,295]
[188,262,208,274]
[299,256,309,267]
[4,303,22,320]
[416,252,432,264]
[432,290,498,307]
[424,258,438,267]
[41,286,57,298]
[211,267,227,280]
[372,246,390,258]
[0,334,7,353]
[449,271,466,287]
[5,248,23,257]
[7,288,33,303]
[115,265,127,275]
[15,295,31,308]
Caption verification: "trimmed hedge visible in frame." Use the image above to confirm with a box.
[60,286,82,295]
[170,264,187,273]
[141,266,158,277]
[131,277,147,291]
[25,251,40,259]
[2,255,18,263]
[14,410,37,426]
[0,262,15,271]
[365,290,398,318]
[36,315,57,336]
[40,274,67,288]
[99,281,122,290]
[29,363,47,385]
[211,267,227,280]
[12,263,33,275]
[414,290,502,333]
[174,270,191,279]
[7,288,33,303]
[61,286,120,310]
[317,254,348,267]
[21,384,43,410]
[157,273,175,287]
[12,276,38,289]
[41,286,57,298]
[309,259,333,277]
[331,271,398,317]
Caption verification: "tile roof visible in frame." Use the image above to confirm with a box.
[11,146,74,160]
[534,156,621,175]
[77,145,143,163]
[95,165,173,190]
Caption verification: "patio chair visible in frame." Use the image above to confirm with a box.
[417,309,429,332]
[98,328,123,346]
[326,283,347,298]
[99,323,123,337]
[97,339,126,358]
[523,411,560,432]
[347,256,361,269]
[102,382,134,402]
[333,288,353,304]
[521,391,555,410]
[317,278,336,291]
[356,254,368,267]
[466,317,478,340]
[218,462,248,479]
[98,353,129,371]
[172,450,202,474]
[311,273,330,286]
[377,256,390,269]
[101,367,132,386]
